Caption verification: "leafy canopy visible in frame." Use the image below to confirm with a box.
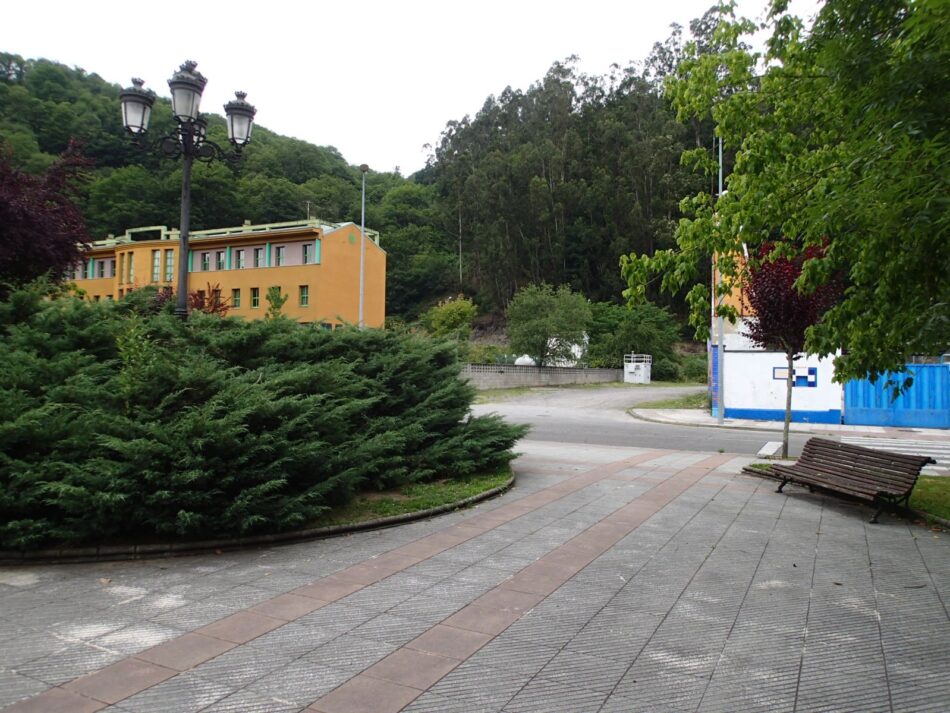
[621,0,950,382]
[506,283,592,367]
[0,142,90,293]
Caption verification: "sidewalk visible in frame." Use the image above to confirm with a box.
[628,407,950,439]
[2,440,948,712]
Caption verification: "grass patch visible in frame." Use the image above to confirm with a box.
[635,391,709,409]
[910,476,950,521]
[473,387,533,403]
[312,468,513,527]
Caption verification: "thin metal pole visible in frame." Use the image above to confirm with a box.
[175,140,193,320]
[358,164,368,328]
[716,135,725,424]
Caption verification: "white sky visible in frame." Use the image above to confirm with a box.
[2,0,818,176]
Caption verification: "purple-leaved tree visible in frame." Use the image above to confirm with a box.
[743,244,842,458]
[0,142,91,295]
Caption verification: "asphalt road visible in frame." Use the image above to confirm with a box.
[471,383,808,456]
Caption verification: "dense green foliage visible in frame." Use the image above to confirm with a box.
[1,9,719,323]
[422,296,477,342]
[622,0,950,382]
[506,284,592,367]
[0,284,526,549]
[586,302,683,378]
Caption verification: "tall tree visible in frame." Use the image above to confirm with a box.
[622,0,950,385]
[0,142,90,292]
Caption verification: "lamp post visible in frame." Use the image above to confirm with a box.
[120,61,256,319]
[358,163,369,329]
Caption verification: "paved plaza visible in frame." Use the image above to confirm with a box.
[1,440,948,712]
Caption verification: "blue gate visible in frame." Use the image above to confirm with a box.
[844,364,950,428]
[710,344,721,418]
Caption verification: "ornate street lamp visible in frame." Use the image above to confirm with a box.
[120,61,256,319]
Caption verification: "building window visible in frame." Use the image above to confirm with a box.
[110,259,116,278]
[320,322,333,331]
[93,295,100,302]
[127,254,134,283]
[275,245,286,266]
[164,250,174,281]
[231,288,241,308]
[200,252,210,271]
[196,289,206,306]
[251,287,260,308]
[299,284,309,306]
[105,295,113,301]
[235,249,245,269]
[211,289,222,308]
[216,251,225,271]
[151,250,160,282]
[253,247,264,268]
[118,254,125,283]
[302,243,312,264]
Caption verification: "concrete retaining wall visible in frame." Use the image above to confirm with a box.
[462,364,623,389]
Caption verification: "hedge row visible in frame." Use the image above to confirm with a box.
[0,285,526,549]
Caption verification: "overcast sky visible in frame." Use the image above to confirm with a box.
[3,0,818,176]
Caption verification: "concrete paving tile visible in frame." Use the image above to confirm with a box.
[194,610,284,644]
[63,658,176,704]
[406,624,493,660]
[200,687,300,712]
[91,621,184,655]
[0,669,51,709]
[247,592,330,620]
[116,670,232,712]
[134,632,236,672]
[293,574,365,602]
[501,676,608,712]
[2,686,107,712]
[308,673,421,713]
[364,647,460,690]
[188,642,295,688]
[247,658,351,704]
[304,634,399,676]
[13,643,126,686]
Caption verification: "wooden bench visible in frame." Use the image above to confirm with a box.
[771,437,935,522]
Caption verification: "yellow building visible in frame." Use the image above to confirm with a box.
[71,219,386,327]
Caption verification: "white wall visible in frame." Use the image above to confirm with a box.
[723,350,843,421]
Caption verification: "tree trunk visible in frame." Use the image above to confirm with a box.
[783,349,794,459]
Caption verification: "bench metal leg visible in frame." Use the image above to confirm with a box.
[870,506,883,524]
[776,479,788,494]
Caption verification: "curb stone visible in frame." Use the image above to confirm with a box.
[0,475,516,566]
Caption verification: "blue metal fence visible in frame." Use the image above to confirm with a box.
[844,364,950,428]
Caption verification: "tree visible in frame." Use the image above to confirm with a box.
[506,284,591,366]
[0,141,90,293]
[265,286,288,319]
[422,295,477,342]
[622,0,950,386]
[743,245,842,457]
[586,302,682,375]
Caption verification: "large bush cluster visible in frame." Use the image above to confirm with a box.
[0,286,526,549]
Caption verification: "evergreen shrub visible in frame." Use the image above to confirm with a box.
[0,285,527,549]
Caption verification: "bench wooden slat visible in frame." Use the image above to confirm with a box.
[770,437,935,521]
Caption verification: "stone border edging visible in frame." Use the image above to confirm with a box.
[0,475,516,566]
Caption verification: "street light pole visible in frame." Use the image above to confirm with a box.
[358,163,369,329]
[716,135,725,425]
[120,62,256,320]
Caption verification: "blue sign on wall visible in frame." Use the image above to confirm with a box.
[773,366,818,388]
